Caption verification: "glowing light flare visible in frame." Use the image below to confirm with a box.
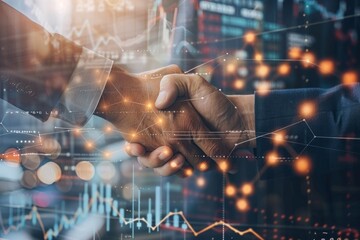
[226,63,237,74]
[37,162,62,185]
[196,177,206,187]
[85,141,95,151]
[241,183,253,196]
[218,160,229,172]
[146,102,153,109]
[233,79,245,90]
[73,128,82,137]
[272,131,286,145]
[103,151,112,159]
[225,185,236,197]
[104,125,113,134]
[342,71,358,85]
[266,151,279,166]
[3,148,21,166]
[277,63,291,76]
[255,64,270,78]
[319,59,335,75]
[157,117,164,125]
[301,52,316,68]
[244,31,256,44]
[299,101,316,118]
[288,47,302,59]
[236,198,249,212]
[256,82,271,96]
[254,53,263,62]
[75,161,95,181]
[198,162,209,172]
[184,168,194,177]
[294,157,312,175]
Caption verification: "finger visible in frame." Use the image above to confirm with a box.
[125,142,146,157]
[137,146,173,168]
[153,153,185,176]
[155,74,215,110]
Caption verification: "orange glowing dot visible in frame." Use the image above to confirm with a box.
[196,177,206,187]
[256,64,270,78]
[37,162,62,185]
[131,133,137,139]
[294,157,311,175]
[104,125,112,133]
[3,148,20,166]
[184,168,193,177]
[301,52,316,68]
[256,81,271,95]
[273,131,286,145]
[198,162,208,171]
[123,98,129,103]
[146,102,153,109]
[278,63,291,76]
[73,128,82,137]
[266,151,279,166]
[103,151,111,159]
[157,118,163,124]
[75,161,95,181]
[288,47,302,59]
[226,63,237,74]
[225,185,236,197]
[342,71,358,85]
[300,101,316,118]
[241,183,253,196]
[319,60,335,75]
[219,160,229,172]
[85,141,95,150]
[170,160,178,168]
[236,198,249,211]
[244,32,256,44]
[254,53,263,62]
[233,79,245,90]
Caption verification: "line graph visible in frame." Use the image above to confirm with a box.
[0,183,264,240]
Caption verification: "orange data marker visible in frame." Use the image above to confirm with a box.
[294,157,311,175]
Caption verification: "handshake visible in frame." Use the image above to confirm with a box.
[95,65,256,177]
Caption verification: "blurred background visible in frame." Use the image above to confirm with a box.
[0,0,359,239]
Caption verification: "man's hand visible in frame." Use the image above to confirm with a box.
[124,73,256,176]
[95,65,238,176]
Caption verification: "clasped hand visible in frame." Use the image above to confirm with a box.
[96,65,255,177]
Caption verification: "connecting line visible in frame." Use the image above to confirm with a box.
[184,54,229,73]
[0,191,264,240]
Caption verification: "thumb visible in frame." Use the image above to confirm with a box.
[155,74,188,109]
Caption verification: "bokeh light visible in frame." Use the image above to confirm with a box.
[319,59,335,75]
[244,31,256,44]
[301,52,316,68]
[225,185,236,197]
[288,47,302,59]
[196,176,206,187]
[256,64,270,78]
[272,131,286,145]
[342,71,358,85]
[299,101,316,118]
[241,183,254,196]
[37,162,62,185]
[294,157,312,175]
[233,79,245,90]
[3,148,21,166]
[277,63,291,76]
[75,161,95,181]
[236,198,249,212]
[266,151,279,166]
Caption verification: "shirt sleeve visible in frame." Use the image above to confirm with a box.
[255,84,360,179]
[54,48,113,126]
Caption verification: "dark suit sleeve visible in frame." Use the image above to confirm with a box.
[0,1,82,121]
[255,84,360,178]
